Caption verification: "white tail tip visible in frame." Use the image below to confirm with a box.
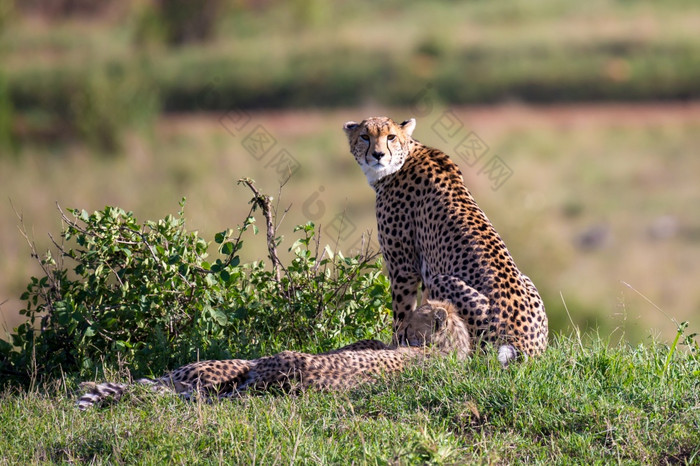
[498,345,518,367]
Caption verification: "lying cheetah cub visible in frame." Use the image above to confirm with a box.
[77,300,469,409]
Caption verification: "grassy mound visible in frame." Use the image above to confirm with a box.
[1,334,697,464]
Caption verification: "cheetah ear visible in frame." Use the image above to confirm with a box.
[434,307,448,329]
[399,118,416,137]
[343,121,359,135]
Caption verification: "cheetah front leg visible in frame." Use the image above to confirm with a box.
[388,268,422,336]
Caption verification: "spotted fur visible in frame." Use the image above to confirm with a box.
[343,116,548,365]
[77,300,469,409]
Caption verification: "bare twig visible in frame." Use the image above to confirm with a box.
[273,179,292,232]
[12,202,63,315]
[238,178,283,283]
[56,202,87,235]
[47,233,66,255]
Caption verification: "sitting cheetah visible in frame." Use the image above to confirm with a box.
[77,300,469,409]
[343,116,548,365]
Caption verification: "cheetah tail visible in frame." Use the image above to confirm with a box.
[76,382,129,410]
[497,345,518,367]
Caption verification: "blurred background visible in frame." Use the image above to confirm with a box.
[1,0,699,344]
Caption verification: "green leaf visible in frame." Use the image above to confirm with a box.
[104,318,118,328]
[210,309,228,326]
[56,306,71,325]
[215,231,226,244]
[222,242,234,255]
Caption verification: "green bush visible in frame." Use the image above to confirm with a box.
[0,181,391,386]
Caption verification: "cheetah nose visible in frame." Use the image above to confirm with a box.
[371,151,384,161]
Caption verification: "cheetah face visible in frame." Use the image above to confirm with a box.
[343,116,416,185]
[395,301,450,347]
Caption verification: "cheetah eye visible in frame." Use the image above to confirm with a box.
[387,134,396,141]
[360,134,370,141]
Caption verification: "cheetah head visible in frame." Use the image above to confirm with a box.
[343,116,416,186]
[395,300,471,360]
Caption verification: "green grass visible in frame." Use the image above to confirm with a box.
[1,335,698,464]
